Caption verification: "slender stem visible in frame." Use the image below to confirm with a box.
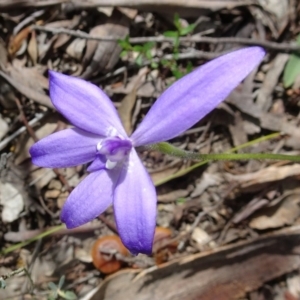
[197,152,300,162]
[153,132,283,186]
[149,142,300,162]
[1,224,65,255]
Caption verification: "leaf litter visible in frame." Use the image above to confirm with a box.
[1,1,300,299]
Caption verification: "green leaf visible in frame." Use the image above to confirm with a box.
[48,282,57,291]
[186,61,193,74]
[145,49,153,60]
[133,45,143,52]
[283,54,300,87]
[160,59,169,66]
[283,34,300,88]
[120,50,128,58]
[59,290,77,300]
[163,31,178,38]
[135,55,143,66]
[117,36,133,51]
[143,42,155,50]
[179,23,196,36]
[173,13,181,30]
[176,198,186,204]
[173,39,180,53]
[173,51,179,60]
[58,276,65,289]
[151,62,158,69]
[172,69,184,80]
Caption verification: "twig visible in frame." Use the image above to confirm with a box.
[14,97,72,192]
[14,97,39,142]
[99,248,155,267]
[0,0,258,10]
[53,168,72,192]
[0,268,33,291]
[99,214,118,234]
[13,9,45,35]
[32,25,300,52]
[97,50,223,82]
[0,113,46,151]
[0,152,12,171]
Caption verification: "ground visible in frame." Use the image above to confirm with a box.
[1,1,300,299]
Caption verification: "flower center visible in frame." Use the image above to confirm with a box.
[97,137,132,169]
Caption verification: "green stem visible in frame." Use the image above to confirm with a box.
[149,142,300,162]
[153,132,285,186]
[1,224,65,255]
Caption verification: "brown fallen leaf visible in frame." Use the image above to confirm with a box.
[66,38,86,61]
[228,111,248,147]
[52,15,81,49]
[117,67,148,135]
[108,69,161,98]
[27,30,38,64]
[0,66,52,108]
[254,0,289,37]
[256,53,289,111]
[8,26,32,57]
[249,194,300,230]
[81,9,130,79]
[287,274,300,299]
[118,88,137,136]
[191,168,222,198]
[151,165,182,184]
[226,164,300,192]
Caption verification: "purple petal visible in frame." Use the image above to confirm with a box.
[87,155,106,172]
[61,168,120,228]
[30,128,100,168]
[49,71,127,137]
[114,149,156,255]
[131,47,265,146]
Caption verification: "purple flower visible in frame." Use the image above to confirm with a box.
[30,47,265,254]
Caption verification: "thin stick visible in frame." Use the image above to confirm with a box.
[32,25,300,52]
[0,113,46,151]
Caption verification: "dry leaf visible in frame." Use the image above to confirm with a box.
[0,181,24,222]
[27,31,38,64]
[226,164,300,192]
[8,26,32,56]
[191,227,211,246]
[191,171,222,198]
[256,53,289,111]
[151,166,181,184]
[66,38,86,61]
[118,88,137,135]
[249,194,300,230]
[257,0,289,34]
[29,168,56,192]
[287,274,300,299]
[81,9,130,78]
[0,114,9,139]
[0,66,51,108]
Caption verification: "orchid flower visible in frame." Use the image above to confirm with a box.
[30,47,265,254]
